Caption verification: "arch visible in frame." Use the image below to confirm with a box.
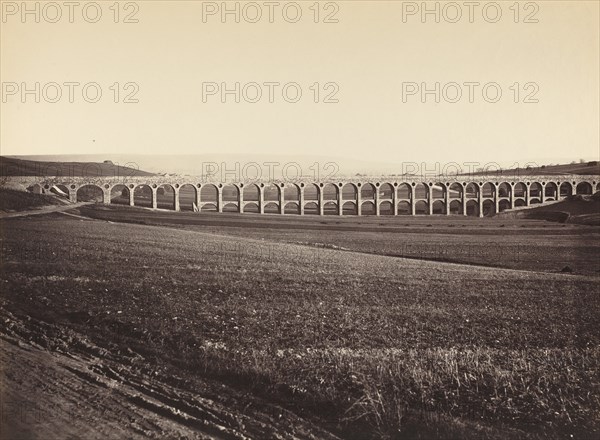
[449,200,462,215]
[431,183,445,200]
[398,200,411,215]
[222,184,239,202]
[157,184,176,210]
[243,184,260,202]
[576,182,593,195]
[201,184,218,203]
[361,201,376,215]
[432,200,446,215]
[559,182,573,197]
[243,202,259,214]
[110,184,129,205]
[284,201,300,215]
[222,202,238,213]
[76,184,103,203]
[179,184,197,211]
[201,203,217,213]
[514,199,527,208]
[360,183,376,200]
[342,183,357,200]
[264,202,279,214]
[342,201,357,215]
[596,182,600,192]
[481,183,495,198]
[397,183,412,200]
[482,199,495,217]
[133,185,152,208]
[498,199,511,212]
[415,200,428,215]
[284,184,300,201]
[414,183,429,200]
[466,200,479,217]
[379,183,394,199]
[497,182,511,198]
[323,201,338,215]
[465,183,479,199]
[303,201,319,215]
[263,184,280,202]
[322,183,338,201]
[544,182,558,200]
[448,182,463,199]
[530,182,543,199]
[304,184,319,201]
[513,182,527,198]
[379,201,394,215]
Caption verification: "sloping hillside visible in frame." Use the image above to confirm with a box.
[467,161,600,176]
[0,156,155,177]
[503,193,600,225]
[0,188,66,212]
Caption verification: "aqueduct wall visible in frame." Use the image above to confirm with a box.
[5,175,599,217]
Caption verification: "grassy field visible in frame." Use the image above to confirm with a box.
[2,212,599,439]
[78,205,600,276]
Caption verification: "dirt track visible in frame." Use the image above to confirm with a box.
[0,307,340,440]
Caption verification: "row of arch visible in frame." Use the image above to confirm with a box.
[35,179,599,217]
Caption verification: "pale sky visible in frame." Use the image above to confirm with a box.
[1,0,599,168]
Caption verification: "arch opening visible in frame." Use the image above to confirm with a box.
[179,184,197,211]
[449,200,462,215]
[360,183,376,200]
[303,201,319,215]
[432,200,446,215]
[201,184,218,204]
[133,185,153,208]
[284,202,300,215]
[576,182,593,195]
[304,184,319,201]
[157,184,176,210]
[76,184,103,203]
[342,184,357,200]
[398,200,411,215]
[342,201,357,215]
[110,184,129,205]
[379,183,394,199]
[284,185,300,201]
[397,183,412,200]
[222,184,239,203]
[559,183,573,197]
[415,200,428,215]
[243,184,260,202]
[466,200,479,217]
[379,201,394,215]
[322,184,338,201]
[361,201,376,216]
[263,185,280,202]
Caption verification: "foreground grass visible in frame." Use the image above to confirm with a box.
[2,215,599,438]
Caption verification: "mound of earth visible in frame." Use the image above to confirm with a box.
[0,188,65,213]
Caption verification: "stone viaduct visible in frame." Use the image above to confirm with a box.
[6,175,599,217]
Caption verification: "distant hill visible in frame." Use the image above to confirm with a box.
[466,162,600,177]
[0,157,155,177]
